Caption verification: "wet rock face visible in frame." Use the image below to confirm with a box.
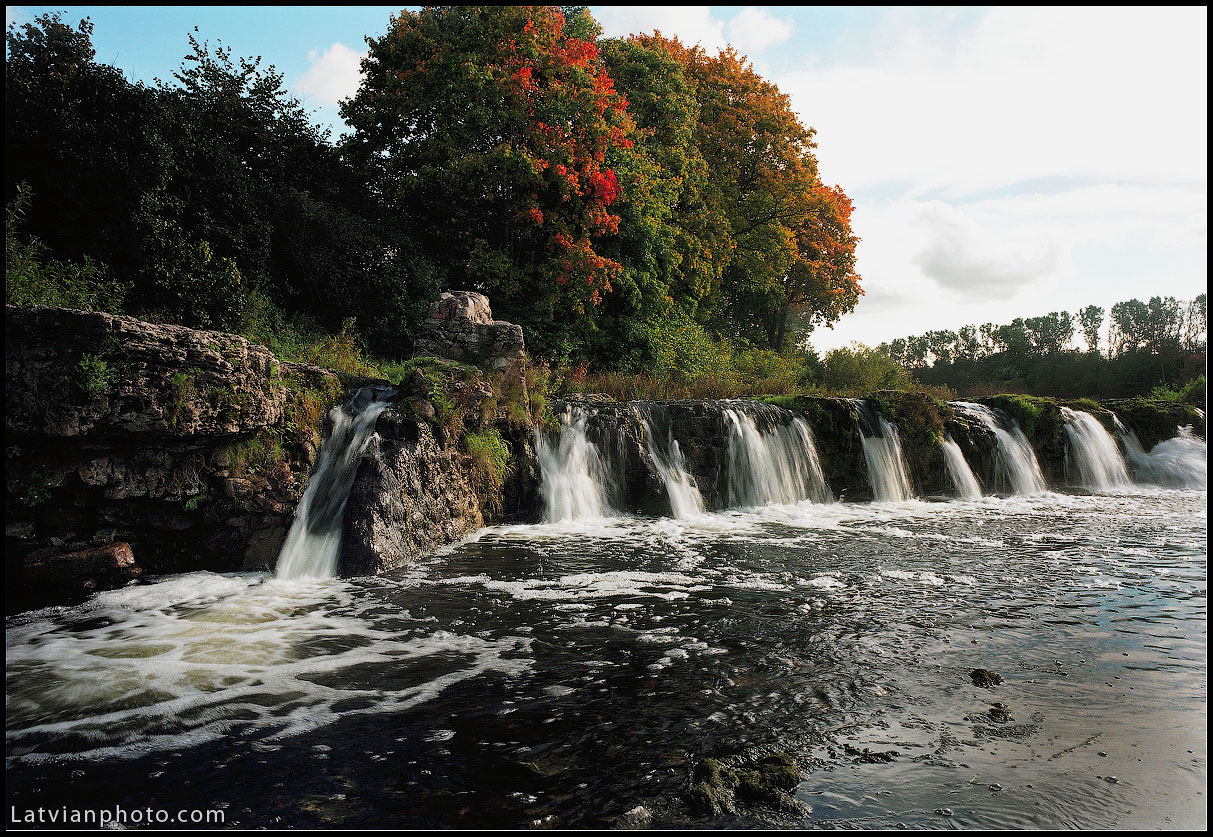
[413,290,525,373]
[5,305,335,611]
[336,402,539,577]
[339,405,486,577]
[22,541,143,605]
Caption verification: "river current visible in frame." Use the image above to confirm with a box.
[6,488,1206,829]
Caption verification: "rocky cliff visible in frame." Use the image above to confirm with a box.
[5,300,537,610]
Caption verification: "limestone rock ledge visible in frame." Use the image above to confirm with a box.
[5,305,337,610]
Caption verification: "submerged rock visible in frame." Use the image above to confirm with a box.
[686,752,806,821]
[971,668,1004,688]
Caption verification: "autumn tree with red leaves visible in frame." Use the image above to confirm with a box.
[341,6,635,353]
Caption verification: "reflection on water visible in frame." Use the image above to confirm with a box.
[6,490,1206,829]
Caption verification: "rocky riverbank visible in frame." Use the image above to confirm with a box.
[6,300,1203,610]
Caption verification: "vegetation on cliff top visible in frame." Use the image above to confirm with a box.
[6,10,1203,406]
[7,8,858,378]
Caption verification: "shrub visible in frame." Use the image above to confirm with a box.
[73,353,112,399]
[464,427,514,514]
[820,344,917,396]
[6,184,127,312]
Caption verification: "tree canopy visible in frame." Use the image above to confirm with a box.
[8,6,862,368]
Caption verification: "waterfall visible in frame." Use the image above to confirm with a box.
[1113,416,1207,489]
[639,407,705,518]
[941,436,983,500]
[723,405,833,507]
[276,387,395,580]
[535,407,616,521]
[952,402,1048,495]
[852,402,914,502]
[1060,407,1131,491]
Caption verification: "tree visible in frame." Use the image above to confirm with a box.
[1078,304,1103,354]
[1109,298,1149,357]
[632,34,860,350]
[1182,293,1206,353]
[1023,311,1073,356]
[341,6,635,356]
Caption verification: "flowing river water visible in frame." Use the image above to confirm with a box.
[5,403,1207,829]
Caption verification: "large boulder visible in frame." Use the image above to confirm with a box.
[413,291,525,372]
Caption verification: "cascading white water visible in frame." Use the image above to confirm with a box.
[276,387,395,580]
[1060,407,1131,491]
[723,406,833,507]
[639,410,705,518]
[941,436,983,500]
[952,402,1048,495]
[853,403,914,502]
[1113,416,1207,489]
[534,407,616,521]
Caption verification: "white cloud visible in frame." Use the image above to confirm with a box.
[779,6,1207,194]
[777,6,1206,352]
[725,8,794,54]
[913,201,1063,300]
[595,6,726,52]
[296,42,364,107]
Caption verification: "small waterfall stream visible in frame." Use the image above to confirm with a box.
[853,402,914,502]
[953,402,1048,495]
[276,387,395,580]
[723,405,833,507]
[1060,407,1131,490]
[534,407,616,521]
[639,407,705,518]
[941,436,983,500]
[1113,416,1207,489]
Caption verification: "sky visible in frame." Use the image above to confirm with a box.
[6,5,1208,353]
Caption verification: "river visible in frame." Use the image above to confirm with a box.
[6,487,1205,828]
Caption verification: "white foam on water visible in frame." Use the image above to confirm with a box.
[6,573,532,763]
[435,570,709,603]
[1113,418,1207,489]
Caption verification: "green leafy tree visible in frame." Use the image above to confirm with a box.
[1078,304,1103,354]
[632,34,861,350]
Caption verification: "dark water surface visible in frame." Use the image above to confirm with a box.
[6,491,1206,829]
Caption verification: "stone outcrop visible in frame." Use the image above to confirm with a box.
[6,305,286,438]
[538,393,1202,515]
[413,291,525,372]
[6,302,1204,611]
[339,406,486,577]
[5,305,343,610]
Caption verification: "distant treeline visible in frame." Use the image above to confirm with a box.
[6,8,860,370]
[875,296,1207,400]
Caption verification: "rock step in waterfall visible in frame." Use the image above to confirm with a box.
[1112,415,1207,489]
[952,402,1049,496]
[723,404,833,508]
[941,435,983,500]
[276,386,396,580]
[852,401,914,502]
